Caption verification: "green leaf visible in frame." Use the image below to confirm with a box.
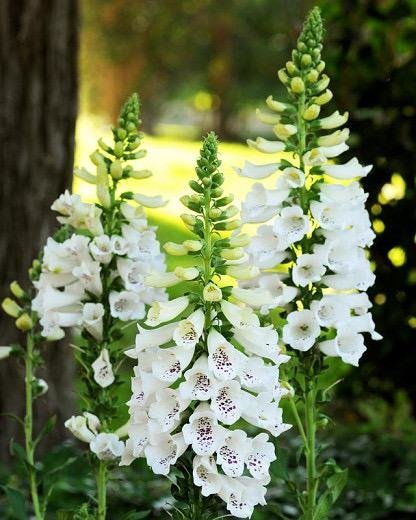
[1,486,27,520]
[313,468,348,520]
[34,415,57,447]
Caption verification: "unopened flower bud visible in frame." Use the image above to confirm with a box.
[314,74,330,92]
[290,77,305,93]
[229,234,251,247]
[90,150,105,166]
[96,163,111,208]
[316,61,325,73]
[216,195,234,207]
[306,69,319,83]
[301,54,312,66]
[114,141,124,158]
[274,123,297,141]
[129,169,152,179]
[189,180,204,193]
[221,247,245,261]
[164,242,188,256]
[174,266,199,280]
[2,298,22,318]
[286,60,297,75]
[15,313,33,331]
[98,138,112,153]
[10,281,25,299]
[277,68,289,84]
[183,240,203,252]
[266,96,288,113]
[110,160,123,179]
[203,282,223,302]
[314,89,333,105]
[180,214,197,228]
[303,104,321,121]
[209,208,222,219]
[214,219,241,231]
[117,128,127,140]
[226,265,260,280]
[211,187,224,198]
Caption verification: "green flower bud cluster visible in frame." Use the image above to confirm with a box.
[76,94,150,208]
[165,133,248,309]
[2,281,33,331]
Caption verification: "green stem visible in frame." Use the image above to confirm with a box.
[288,395,307,446]
[96,460,107,520]
[203,185,213,330]
[24,332,43,520]
[304,380,318,520]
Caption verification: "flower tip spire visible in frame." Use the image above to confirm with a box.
[118,92,141,131]
[300,6,324,46]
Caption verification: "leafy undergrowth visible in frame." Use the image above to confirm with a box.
[1,393,414,519]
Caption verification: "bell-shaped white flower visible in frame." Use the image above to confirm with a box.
[210,380,246,425]
[319,331,366,366]
[173,308,205,349]
[64,414,96,443]
[242,393,291,436]
[217,429,252,477]
[219,475,268,519]
[72,260,102,296]
[82,303,104,340]
[151,345,194,383]
[246,225,288,269]
[120,202,148,231]
[207,329,245,381]
[234,161,280,180]
[321,157,372,180]
[119,438,136,467]
[239,357,283,396]
[110,234,130,256]
[145,296,189,327]
[273,205,310,246]
[310,296,350,328]
[233,325,280,363]
[109,290,145,321]
[282,310,321,351]
[220,300,259,329]
[182,403,225,456]
[0,346,12,360]
[179,355,218,401]
[90,432,124,460]
[135,322,178,352]
[292,253,326,287]
[148,388,190,433]
[231,287,275,309]
[144,431,187,475]
[282,167,305,188]
[117,258,147,293]
[246,433,276,479]
[193,456,224,497]
[89,235,112,264]
[241,183,288,223]
[92,348,114,388]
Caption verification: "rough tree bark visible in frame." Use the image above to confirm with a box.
[0,0,78,458]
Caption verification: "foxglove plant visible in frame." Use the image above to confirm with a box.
[124,133,291,519]
[31,94,167,519]
[237,7,381,519]
[2,275,51,520]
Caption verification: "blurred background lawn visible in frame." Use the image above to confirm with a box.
[2,0,416,518]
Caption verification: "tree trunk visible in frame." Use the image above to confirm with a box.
[0,0,78,459]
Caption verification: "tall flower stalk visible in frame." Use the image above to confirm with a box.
[124,133,291,519]
[237,7,380,519]
[32,94,167,518]
[2,272,52,519]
